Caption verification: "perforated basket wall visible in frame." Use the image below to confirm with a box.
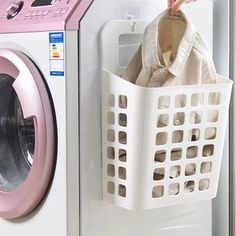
[101,20,233,210]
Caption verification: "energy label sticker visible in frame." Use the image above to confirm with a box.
[49,32,64,76]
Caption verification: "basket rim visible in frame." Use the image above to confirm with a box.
[102,69,233,90]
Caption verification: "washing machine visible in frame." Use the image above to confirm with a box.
[0,0,220,236]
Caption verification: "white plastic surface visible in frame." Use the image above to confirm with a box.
[101,20,233,210]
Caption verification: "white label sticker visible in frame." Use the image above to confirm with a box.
[49,32,64,76]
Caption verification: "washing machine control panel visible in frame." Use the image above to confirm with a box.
[0,0,93,33]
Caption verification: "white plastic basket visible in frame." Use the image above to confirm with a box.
[101,20,233,210]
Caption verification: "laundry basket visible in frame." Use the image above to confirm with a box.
[101,20,233,210]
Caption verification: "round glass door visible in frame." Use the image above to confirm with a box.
[0,74,35,192]
[0,49,56,219]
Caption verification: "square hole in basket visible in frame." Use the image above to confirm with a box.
[107,181,115,194]
[156,132,168,145]
[201,162,212,174]
[208,92,221,105]
[170,165,181,178]
[185,163,196,176]
[119,113,127,127]
[119,131,127,144]
[154,150,166,163]
[119,149,127,162]
[184,180,195,193]
[158,96,170,110]
[205,127,217,140]
[107,94,115,107]
[172,130,183,143]
[199,179,210,191]
[190,111,202,124]
[157,114,169,127]
[119,95,128,109]
[153,168,165,181]
[169,183,180,196]
[187,146,198,159]
[119,184,126,197]
[173,112,185,126]
[107,129,115,142]
[107,164,115,177]
[206,110,219,123]
[152,185,164,198]
[175,94,186,108]
[191,93,204,106]
[119,167,126,180]
[107,112,115,125]
[107,146,115,160]
[188,129,200,142]
[203,144,214,157]
[171,148,182,161]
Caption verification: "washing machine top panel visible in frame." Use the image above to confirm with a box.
[0,0,93,33]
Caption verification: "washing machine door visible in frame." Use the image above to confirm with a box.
[0,49,56,219]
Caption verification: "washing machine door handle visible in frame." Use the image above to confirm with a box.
[0,49,43,119]
[13,72,43,119]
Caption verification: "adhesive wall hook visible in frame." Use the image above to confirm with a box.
[124,10,134,20]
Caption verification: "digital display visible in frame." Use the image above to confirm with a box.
[31,0,56,7]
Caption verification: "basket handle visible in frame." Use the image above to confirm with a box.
[101,20,149,73]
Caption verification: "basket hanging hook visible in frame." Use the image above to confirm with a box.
[131,22,136,32]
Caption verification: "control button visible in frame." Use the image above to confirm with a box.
[25,11,31,17]
[36,10,42,16]
[31,11,38,16]
[6,1,24,19]
[55,8,62,14]
[60,8,69,14]
[42,10,49,15]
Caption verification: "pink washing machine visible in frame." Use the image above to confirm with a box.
[0,0,220,236]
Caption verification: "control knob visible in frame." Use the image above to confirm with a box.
[6,1,24,19]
